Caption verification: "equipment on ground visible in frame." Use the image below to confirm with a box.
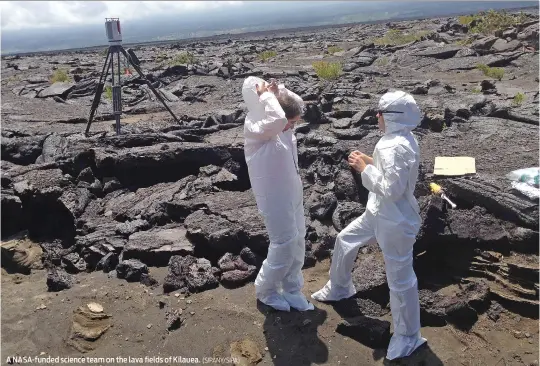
[430,183,457,208]
[85,18,179,136]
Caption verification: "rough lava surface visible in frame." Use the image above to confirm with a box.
[1,10,539,365]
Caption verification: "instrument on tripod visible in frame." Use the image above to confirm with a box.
[85,18,179,136]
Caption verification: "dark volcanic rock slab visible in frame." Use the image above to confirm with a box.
[419,281,490,330]
[116,259,148,282]
[444,175,538,230]
[332,201,364,231]
[1,136,45,165]
[163,255,219,294]
[414,45,462,59]
[37,82,75,98]
[124,226,194,266]
[47,268,74,291]
[352,251,388,301]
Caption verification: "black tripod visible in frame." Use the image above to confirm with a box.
[85,45,179,136]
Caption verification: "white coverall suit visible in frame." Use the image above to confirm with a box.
[312,91,426,359]
[242,76,314,312]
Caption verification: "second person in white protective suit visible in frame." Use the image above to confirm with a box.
[242,76,314,312]
[311,91,426,360]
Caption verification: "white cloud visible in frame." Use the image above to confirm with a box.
[0,1,244,30]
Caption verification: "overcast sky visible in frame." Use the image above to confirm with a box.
[0,1,244,30]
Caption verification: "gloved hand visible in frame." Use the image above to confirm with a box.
[348,150,368,173]
[256,82,269,96]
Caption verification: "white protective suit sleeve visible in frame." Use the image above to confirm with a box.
[361,144,413,201]
[244,91,288,140]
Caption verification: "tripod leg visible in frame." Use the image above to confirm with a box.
[111,50,122,135]
[86,49,113,136]
[119,47,180,123]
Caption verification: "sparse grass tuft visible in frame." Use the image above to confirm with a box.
[50,69,71,83]
[258,50,277,62]
[375,56,389,66]
[476,63,504,80]
[327,46,343,55]
[312,61,343,80]
[461,10,529,35]
[104,85,113,100]
[169,51,197,66]
[455,38,474,46]
[374,29,432,46]
[512,92,526,106]
[472,87,482,94]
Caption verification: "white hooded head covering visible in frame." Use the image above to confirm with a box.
[378,91,422,135]
[242,76,268,122]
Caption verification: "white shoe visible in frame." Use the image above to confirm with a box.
[386,332,427,360]
[257,291,291,312]
[282,291,315,311]
[311,280,356,302]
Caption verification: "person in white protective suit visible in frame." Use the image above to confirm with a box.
[312,90,426,360]
[242,76,314,312]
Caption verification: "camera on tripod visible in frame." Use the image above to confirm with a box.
[85,18,178,136]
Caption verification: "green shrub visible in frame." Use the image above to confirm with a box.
[513,92,526,106]
[374,29,432,46]
[169,51,197,66]
[458,15,476,25]
[476,63,504,80]
[258,50,277,62]
[104,85,113,100]
[312,61,343,80]
[327,46,343,55]
[464,10,529,35]
[50,69,70,83]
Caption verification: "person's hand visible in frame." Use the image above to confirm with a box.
[256,82,269,96]
[268,79,279,95]
[348,150,368,173]
[350,150,373,165]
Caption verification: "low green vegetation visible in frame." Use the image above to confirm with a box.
[375,56,389,66]
[476,63,504,81]
[50,69,71,83]
[512,92,526,106]
[455,37,474,46]
[169,51,197,66]
[104,85,113,100]
[327,46,343,55]
[374,29,432,46]
[472,87,482,94]
[258,50,277,62]
[458,10,528,35]
[312,61,343,80]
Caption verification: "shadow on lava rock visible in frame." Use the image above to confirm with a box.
[375,343,444,366]
[256,300,329,366]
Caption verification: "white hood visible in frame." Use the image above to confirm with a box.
[378,91,422,135]
[242,76,267,121]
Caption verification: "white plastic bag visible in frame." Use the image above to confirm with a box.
[506,167,540,188]
[511,181,540,200]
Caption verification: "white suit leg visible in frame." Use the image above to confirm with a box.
[312,212,377,302]
[282,197,314,311]
[375,218,426,360]
[254,197,298,312]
